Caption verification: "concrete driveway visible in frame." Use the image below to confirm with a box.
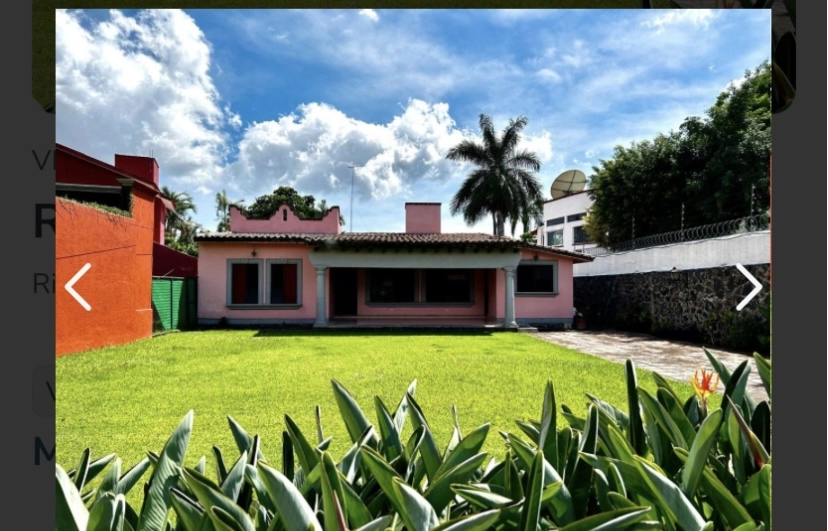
[527,330,769,404]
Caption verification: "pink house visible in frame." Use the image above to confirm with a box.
[195,202,594,328]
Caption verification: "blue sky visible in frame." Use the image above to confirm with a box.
[56,8,770,234]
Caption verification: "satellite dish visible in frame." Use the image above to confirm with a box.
[550,169,587,199]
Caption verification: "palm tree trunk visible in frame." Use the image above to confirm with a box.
[495,212,506,237]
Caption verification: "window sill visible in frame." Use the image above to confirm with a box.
[365,302,475,307]
[226,304,302,310]
[515,292,559,297]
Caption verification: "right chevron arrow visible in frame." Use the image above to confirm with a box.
[735,263,762,311]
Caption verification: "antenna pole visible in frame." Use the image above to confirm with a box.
[348,165,355,231]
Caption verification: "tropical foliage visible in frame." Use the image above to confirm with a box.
[161,186,201,257]
[57,349,770,530]
[216,190,245,232]
[584,61,771,249]
[446,115,544,237]
[243,186,345,226]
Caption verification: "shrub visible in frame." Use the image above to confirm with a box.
[57,350,771,530]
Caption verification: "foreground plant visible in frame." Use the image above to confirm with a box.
[57,350,771,530]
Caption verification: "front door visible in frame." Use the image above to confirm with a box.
[332,268,358,316]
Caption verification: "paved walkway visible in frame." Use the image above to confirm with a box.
[527,330,768,404]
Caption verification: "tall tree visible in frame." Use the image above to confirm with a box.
[446,114,544,237]
[584,61,771,248]
[161,185,197,240]
[215,189,244,232]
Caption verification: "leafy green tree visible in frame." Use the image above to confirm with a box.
[446,114,544,237]
[584,61,771,248]
[243,186,345,226]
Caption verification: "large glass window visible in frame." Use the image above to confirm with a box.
[268,262,300,304]
[424,269,473,303]
[573,225,591,244]
[547,229,564,246]
[229,261,260,304]
[516,263,557,294]
[366,269,417,303]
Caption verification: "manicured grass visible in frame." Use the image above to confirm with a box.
[57,329,706,481]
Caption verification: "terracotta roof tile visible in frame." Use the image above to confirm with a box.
[194,231,594,262]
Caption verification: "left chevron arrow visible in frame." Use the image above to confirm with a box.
[65,263,91,311]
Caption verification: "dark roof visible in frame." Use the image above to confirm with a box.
[195,231,593,262]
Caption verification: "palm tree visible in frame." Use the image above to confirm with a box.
[513,197,546,238]
[161,186,197,240]
[215,189,244,232]
[446,114,544,237]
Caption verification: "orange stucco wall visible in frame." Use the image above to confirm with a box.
[56,197,154,356]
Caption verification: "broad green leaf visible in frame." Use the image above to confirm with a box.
[339,473,374,529]
[674,448,752,529]
[220,450,248,502]
[753,353,771,398]
[360,446,407,518]
[353,515,393,531]
[212,446,228,484]
[137,410,194,531]
[723,361,754,418]
[209,506,250,531]
[592,469,612,512]
[639,389,688,450]
[431,509,501,531]
[392,478,440,531]
[741,465,771,528]
[116,457,151,497]
[281,430,294,480]
[559,506,651,531]
[332,379,376,445]
[424,453,489,513]
[393,379,417,435]
[257,461,322,531]
[626,360,647,456]
[506,433,574,524]
[703,347,732,385]
[196,456,207,475]
[435,423,490,479]
[727,397,770,468]
[284,415,320,474]
[734,522,765,531]
[451,485,513,509]
[634,457,708,531]
[569,405,599,519]
[405,392,442,482]
[235,436,259,510]
[182,467,256,531]
[657,388,697,448]
[96,458,122,500]
[242,465,277,514]
[226,416,265,462]
[375,396,404,462]
[681,408,723,498]
[169,487,208,531]
[57,464,89,531]
[74,448,92,491]
[538,380,559,470]
[515,420,540,445]
[651,371,679,399]
[320,452,347,531]
[86,492,126,531]
[338,425,375,484]
[751,402,771,454]
[518,451,544,531]
[587,393,630,432]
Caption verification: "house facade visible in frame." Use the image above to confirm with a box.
[196,202,593,328]
[56,144,197,355]
[535,190,598,253]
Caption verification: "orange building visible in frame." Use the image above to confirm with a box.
[56,144,196,356]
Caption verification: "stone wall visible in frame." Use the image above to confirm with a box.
[573,264,770,355]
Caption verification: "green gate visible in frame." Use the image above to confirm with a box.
[152,277,197,332]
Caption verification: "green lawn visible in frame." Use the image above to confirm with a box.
[57,329,706,484]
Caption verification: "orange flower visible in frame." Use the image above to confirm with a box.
[691,369,720,401]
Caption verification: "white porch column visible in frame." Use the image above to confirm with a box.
[503,266,517,328]
[314,266,328,327]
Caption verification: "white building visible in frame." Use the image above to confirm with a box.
[535,190,598,253]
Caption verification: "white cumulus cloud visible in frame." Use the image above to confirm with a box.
[56,9,234,193]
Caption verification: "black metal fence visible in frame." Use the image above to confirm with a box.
[581,214,770,257]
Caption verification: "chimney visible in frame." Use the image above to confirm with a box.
[114,154,160,188]
[405,202,441,233]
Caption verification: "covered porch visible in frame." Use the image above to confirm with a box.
[308,249,525,329]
